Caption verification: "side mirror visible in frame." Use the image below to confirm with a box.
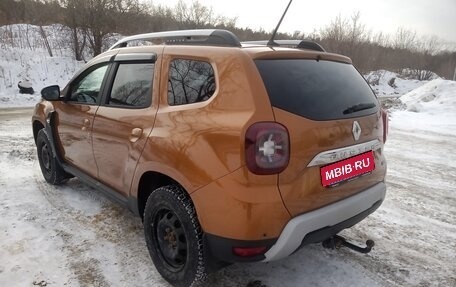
[41,85,61,101]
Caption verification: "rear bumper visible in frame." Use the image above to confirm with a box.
[263,182,386,261]
[205,182,386,263]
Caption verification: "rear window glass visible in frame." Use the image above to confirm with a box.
[255,59,378,120]
[168,59,216,105]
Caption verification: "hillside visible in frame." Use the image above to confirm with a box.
[0,24,438,108]
[0,24,120,107]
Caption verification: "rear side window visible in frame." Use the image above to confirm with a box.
[168,59,216,105]
[255,59,378,120]
[108,63,154,107]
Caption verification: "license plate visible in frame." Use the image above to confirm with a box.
[321,151,375,187]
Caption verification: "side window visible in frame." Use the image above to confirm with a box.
[108,63,154,107]
[168,59,216,106]
[69,64,108,104]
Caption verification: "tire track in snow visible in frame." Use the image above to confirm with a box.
[33,163,162,286]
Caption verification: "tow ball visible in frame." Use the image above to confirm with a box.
[322,235,375,254]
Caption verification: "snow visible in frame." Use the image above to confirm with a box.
[364,70,432,98]
[1,91,456,286]
[393,79,456,136]
[0,24,86,108]
[0,109,162,287]
[0,24,122,108]
[0,46,82,107]
[1,24,456,287]
[400,79,456,112]
[3,101,456,286]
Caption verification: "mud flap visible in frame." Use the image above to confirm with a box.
[44,111,65,166]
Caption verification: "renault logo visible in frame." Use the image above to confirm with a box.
[352,121,361,141]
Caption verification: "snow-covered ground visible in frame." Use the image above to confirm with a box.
[1,82,455,286]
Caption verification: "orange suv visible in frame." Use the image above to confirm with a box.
[32,29,387,287]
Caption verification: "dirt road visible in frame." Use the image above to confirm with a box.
[0,108,454,287]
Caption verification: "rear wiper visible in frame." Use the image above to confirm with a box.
[343,103,376,115]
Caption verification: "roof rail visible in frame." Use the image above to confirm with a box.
[242,40,325,52]
[109,29,241,50]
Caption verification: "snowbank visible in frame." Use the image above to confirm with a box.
[391,79,456,136]
[364,70,431,98]
[400,79,456,112]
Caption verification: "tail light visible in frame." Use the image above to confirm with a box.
[381,109,388,143]
[245,122,290,175]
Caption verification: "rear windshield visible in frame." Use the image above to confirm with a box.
[255,59,378,120]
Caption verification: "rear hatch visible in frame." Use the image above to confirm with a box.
[255,58,387,217]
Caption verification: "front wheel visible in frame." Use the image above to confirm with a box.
[36,129,68,185]
[144,185,208,287]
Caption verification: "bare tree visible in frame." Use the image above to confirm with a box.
[39,25,53,57]
[373,32,391,48]
[348,12,367,47]
[173,0,235,29]
[319,12,371,69]
[61,0,142,57]
[393,27,417,51]
[61,0,86,60]
[140,4,177,32]
[2,0,456,79]
[320,14,349,54]
[419,35,441,55]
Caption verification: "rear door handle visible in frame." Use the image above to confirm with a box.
[130,128,143,143]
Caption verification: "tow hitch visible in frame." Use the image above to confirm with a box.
[322,235,375,254]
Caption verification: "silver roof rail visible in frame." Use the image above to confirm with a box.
[109,29,241,50]
[242,40,325,52]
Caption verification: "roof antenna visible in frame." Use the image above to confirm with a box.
[267,0,293,47]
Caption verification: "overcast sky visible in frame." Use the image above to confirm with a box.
[150,0,456,44]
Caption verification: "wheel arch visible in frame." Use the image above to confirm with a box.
[32,120,45,144]
[136,171,181,220]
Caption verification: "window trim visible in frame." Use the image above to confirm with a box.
[114,53,156,62]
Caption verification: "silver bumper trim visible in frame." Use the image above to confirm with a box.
[307,139,383,167]
[263,182,386,262]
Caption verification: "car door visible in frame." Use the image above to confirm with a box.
[91,52,159,196]
[55,62,110,178]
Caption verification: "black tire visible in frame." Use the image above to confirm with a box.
[144,185,207,287]
[36,129,68,185]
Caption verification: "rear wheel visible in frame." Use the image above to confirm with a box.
[144,185,207,287]
[36,129,68,185]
